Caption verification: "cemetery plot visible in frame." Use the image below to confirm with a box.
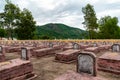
[33,48,56,57]
[55,52,106,80]
[98,45,111,51]
[55,49,80,63]
[98,52,120,75]
[62,43,73,50]
[7,46,21,53]
[84,47,100,53]
[0,59,36,80]
[0,40,120,80]
[79,44,90,49]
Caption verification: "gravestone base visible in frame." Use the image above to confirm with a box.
[54,70,106,80]
[0,54,5,62]
[0,58,36,80]
[98,52,120,75]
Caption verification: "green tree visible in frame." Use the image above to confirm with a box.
[98,16,120,39]
[0,28,6,39]
[15,8,36,40]
[3,0,20,40]
[82,4,98,39]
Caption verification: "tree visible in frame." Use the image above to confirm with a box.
[0,13,6,39]
[0,28,6,40]
[98,16,120,39]
[15,8,36,40]
[82,4,98,39]
[3,0,20,40]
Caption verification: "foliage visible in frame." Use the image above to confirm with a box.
[15,8,36,40]
[36,23,87,39]
[82,4,98,39]
[3,0,20,40]
[0,28,6,38]
[98,16,120,39]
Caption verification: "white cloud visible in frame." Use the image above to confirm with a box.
[0,0,120,30]
[97,9,120,18]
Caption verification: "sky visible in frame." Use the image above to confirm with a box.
[0,0,120,30]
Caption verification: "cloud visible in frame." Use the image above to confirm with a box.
[0,0,120,30]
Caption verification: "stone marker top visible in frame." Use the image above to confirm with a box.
[99,52,120,61]
[54,70,107,80]
[0,58,30,70]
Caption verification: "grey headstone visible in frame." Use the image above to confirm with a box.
[0,46,2,54]
[21,48,29,60]
[93,43,97,47]
[77,52,97,76]
[73,43,79,49]
[112,44,120,52]
[49,43,53,48]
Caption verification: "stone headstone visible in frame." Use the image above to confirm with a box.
[77,52,97,76]
[103,41,107,45]
[21,48,29,60]
[73,43,79,49]
[49,43,53,48]
[0,46,2,54]
[93,43,97,47]
[111,44,120,52]
[0,46,5,54]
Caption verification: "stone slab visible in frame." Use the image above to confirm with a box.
[0,58,35,80]
[55,49,80,62]
[98,52,120,74]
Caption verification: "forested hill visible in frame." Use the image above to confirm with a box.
[36,23,87,39]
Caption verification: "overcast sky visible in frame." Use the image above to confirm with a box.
[0,0,120,30]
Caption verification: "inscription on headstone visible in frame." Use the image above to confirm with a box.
[21,48,28,60]
[112,44,120,52]
[77,52,97,76]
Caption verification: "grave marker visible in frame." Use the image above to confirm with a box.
[0,46,2,54]
[49,42,53,48]
[93,43,97,47]
[77,52,97,76]
[21,48,29,60]
[73,43,79,49]
[111,44,120,52]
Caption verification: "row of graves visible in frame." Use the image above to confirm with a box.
[0,46,36,80]
[0,40,120,80]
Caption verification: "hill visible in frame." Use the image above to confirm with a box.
[36,23,87,39]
